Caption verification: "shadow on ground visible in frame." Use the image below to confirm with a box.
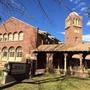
[1,75,90,90]
[0,75,65,89]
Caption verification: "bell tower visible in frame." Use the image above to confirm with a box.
[64,12,82,46]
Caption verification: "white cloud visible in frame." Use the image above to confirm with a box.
[60,32,65,35]
[74,0,84,4]
[69,0,73,2]
[83,34,90,41]
[74,0,80,4]
[86,20,90,26]
[80,7,87,12]
[78,2,86,7]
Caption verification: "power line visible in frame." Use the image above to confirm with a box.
[0,0,33,20]
[33,0,53,25]
[53,0,72,12]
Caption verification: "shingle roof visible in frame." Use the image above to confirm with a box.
[33,44,71,52]
[33,43,90,52]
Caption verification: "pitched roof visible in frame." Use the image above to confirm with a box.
[33,44,71,52]
[33,43,90,52]
[69,12,79,16]
[0,17,36,29]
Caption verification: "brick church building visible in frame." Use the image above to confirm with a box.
[0,17,59,68]
[34,12,90,77]
[0,11,90,77]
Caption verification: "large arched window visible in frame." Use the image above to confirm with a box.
[8,33,13,41]
[0,34,3,41]
[2,47,8,57]
[13,32,18,41]
[19,31,23,40]
[3,33,8,41]
[16,46,22,57]
[9,47,15,57]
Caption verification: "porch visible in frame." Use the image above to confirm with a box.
[33,44,90,77]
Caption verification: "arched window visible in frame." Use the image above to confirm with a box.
[2,47,8,57]
[13,32,18,41]
[76,19,78,25]
[9,47,15,57]
[77,19,79,25]
[73,18,79,26]
[19,31,23,40]
[8,33,13,41]
[16,46,22,57]
[73,18,76,25]
[3,33,8,41]
[0,34,3,41]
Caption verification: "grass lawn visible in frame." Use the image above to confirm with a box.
[1,74,90,90]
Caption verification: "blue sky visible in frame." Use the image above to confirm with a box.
[0,0,90,42]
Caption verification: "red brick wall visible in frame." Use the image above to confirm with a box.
[0,17,60,68]
[0,17,37,57]
[64,13,82,46]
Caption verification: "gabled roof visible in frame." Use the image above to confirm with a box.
[0,17,60,42]
[0,16,37,33]
[1,17,36,28]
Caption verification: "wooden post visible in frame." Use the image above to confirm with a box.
[64,53,68,75]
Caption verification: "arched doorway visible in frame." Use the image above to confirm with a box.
[71,54,80,70]
[85,55,90,69]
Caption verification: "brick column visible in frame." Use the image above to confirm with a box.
[79,54,83,68]
[46,53,53,73]
[79,53,86,77]
[64,53,68,75]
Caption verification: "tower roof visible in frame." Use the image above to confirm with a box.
[69,11,79,16]
[66,11,80,20]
